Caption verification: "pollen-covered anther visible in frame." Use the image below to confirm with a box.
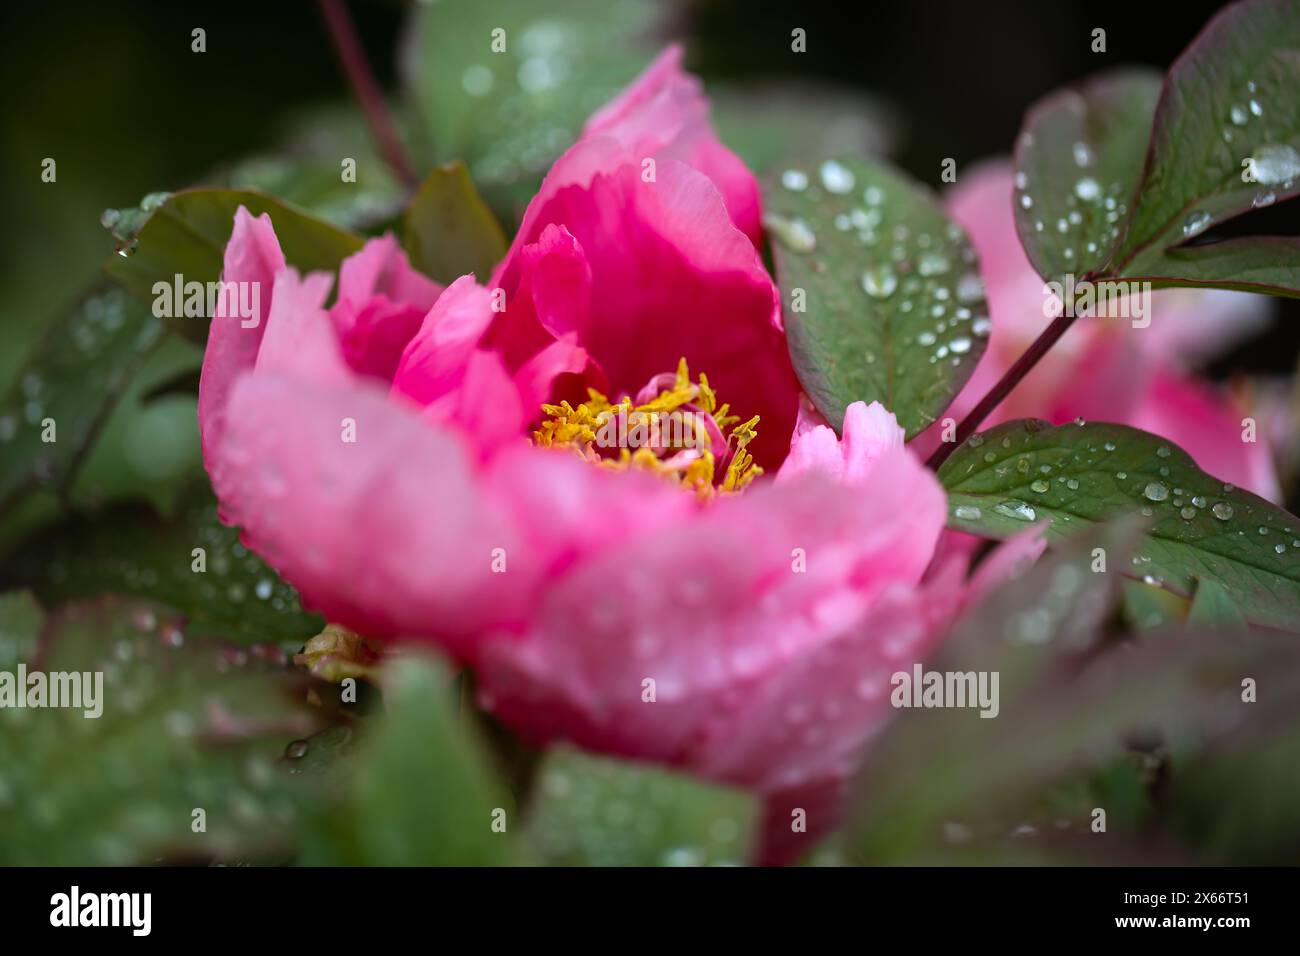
[533,358,762,497]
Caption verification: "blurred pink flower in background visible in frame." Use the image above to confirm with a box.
[198,48,1043,862]
[925,160,1280,502]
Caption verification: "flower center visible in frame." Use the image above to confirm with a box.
[533,358,762,498]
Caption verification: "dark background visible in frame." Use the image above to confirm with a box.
[0,0,1293,384]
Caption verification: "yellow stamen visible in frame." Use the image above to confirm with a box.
[532,358,762,498]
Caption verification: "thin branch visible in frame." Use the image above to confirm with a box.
[925,310,1079,471]
[316,0,419,189]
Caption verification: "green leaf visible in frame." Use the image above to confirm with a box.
[764,156,990,436]
[1012,69,1161,283]
[297,656,515,865]
[1122,578,1189,631]
[844,520,1300,864]
[844,521,1139,863]
[0,590,43,669]
[939,418,1300,631]
[0,595,328,865]
[400,0,663,223]
[524,746,757,866]
[1188,577,1248,627]
[4,484,322,644]
[1163,678,1300,864]
[216,105,406,231]
[0,284,164,514]
[402,161,508,284]
[711,82,896,176]
[1123,235,1300,298]
[103,188,365,344]
[1111,0,1300,291]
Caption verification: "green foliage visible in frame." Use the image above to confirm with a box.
[940,419,1300,630]
[401,0,663,223]
[296,657,517,866]
[1013,69,1161,283]
[1014,0,1300,295]
[0,284,163,513]
[765,156,989,437]
[104,189,365,344]
[524,747,757,866]
[0,595,329,865]
[402,162,508,283]
[843,522,1300,864]
[5,485,322,645]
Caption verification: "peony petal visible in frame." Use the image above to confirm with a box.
[213,372,534,655]
[255,268,352,385]
[434,348,526,459]
[512,333,590,414]
[482,223,598,386]
[330,235,444,382]
[478,447,948,774]
[391,275,497,407]
[494,148,799,468]
[583,45,762,243]
[778,400,904,485]
[198,207,285,464]
[336,233,441,311]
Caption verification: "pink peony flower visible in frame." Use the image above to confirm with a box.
[923,161,1280,501]
[199,47,1040,862]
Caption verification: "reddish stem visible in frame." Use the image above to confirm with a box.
[925,310,1079,471]
[317,0,419,189]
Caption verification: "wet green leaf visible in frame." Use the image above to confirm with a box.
[4,485,322,645]
[940,419,1300,630]
[0,283,164,514]
[1115,0,1300,272]
[0,595,328,865]
[400,0,663,223]
[103,188,365,344]
[1188,577,1248,627]
[765,156,989,437]
[297,656,515,865]
[711,82,895,176]
[844,521,1300,864]
[1012,69,1161,283]
[525,746,757,866]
